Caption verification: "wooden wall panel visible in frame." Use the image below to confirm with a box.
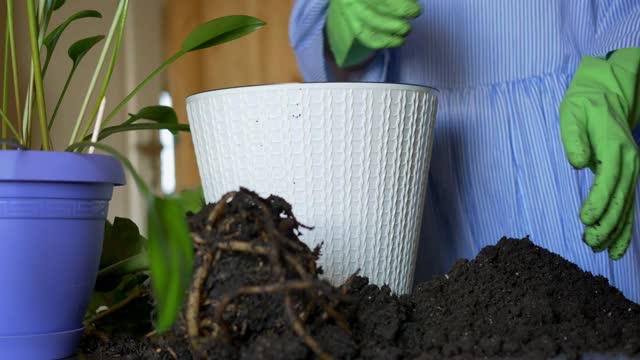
[164,0,302,192]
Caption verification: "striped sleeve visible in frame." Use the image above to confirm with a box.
[288,0,390,82]
[587,0,640,57]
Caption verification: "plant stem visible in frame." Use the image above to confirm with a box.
[22,72,33,148]
[84,122,190,142]
[2,22,9,146]
[66,141,152,196]
[37,0,45,19]
[100,52,183,130]
[6,0,22,141]
[79,0,129,141]
[69,0,127,148]
[0,108,22,140]
[2,22,8,112]
[48,65,76,130]
[22,0,49,145]
[27,0,50,150]
[83,286,147,326]
[37,0,49,45]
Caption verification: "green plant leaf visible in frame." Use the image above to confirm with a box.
[43,10,102,74]
[101,217,145,269]
[147,196,193,333]
[68,35,105,66]
[66,141,193,332]
[79,0,129,143]
[71,0,128,146]
[170,187,206,214]
[125,106,178,126]
[85,123,189,142]
[27,0,50,150]
[181,15,265,53]
[50,0,65,11]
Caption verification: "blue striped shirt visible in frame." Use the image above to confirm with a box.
[289,0,640,303]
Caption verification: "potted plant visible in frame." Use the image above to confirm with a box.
[0,1,264,358]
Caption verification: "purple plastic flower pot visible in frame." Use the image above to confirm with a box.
[0,150,126,359]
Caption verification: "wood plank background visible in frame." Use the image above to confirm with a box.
[164,0,303,192]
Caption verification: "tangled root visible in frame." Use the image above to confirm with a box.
[183,188,353,360]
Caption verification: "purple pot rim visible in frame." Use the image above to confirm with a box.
[0,150,126,185]
[0,327,83,339]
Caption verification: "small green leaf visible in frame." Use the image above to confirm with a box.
[86,123,189,142]
[147,197,193,332]
[171,187,206,214]
[101,217,145,269]
[43,10,102,72]
[125,105,178,126]
[51,0,65,11]
[181,15,265,53]
[68,35,105,66]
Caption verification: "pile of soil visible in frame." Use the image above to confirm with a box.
[79,188,640,360]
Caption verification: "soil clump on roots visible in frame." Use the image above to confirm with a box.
[79,188,640,359]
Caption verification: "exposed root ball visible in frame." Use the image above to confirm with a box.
[183,188,352,360]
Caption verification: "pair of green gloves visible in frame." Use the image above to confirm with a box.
[325,0,640,259]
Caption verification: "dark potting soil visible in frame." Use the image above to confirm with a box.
[78,188,640,360]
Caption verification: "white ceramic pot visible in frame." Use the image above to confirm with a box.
[186,82,438,294]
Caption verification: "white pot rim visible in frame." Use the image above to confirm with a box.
[186,82,439,103]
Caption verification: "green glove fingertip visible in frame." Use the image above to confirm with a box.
[558,104,592,169]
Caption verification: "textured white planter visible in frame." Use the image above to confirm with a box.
[186,83,438,294]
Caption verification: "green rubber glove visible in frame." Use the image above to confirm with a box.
[560,47,640,260]
[325,0,421,68]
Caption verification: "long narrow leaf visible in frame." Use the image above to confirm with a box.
[6,0,21,138]
[0,108,21,140]
[22,72,33,147]
[80,3,129,141]
[84,123,189,142]
[147,196,193,332]
[37,0,48,44]
[69,1,127,147]
[43,10,102,75]
[49,35,105,130]
[3,21,9,145]
[27,0,50,150]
